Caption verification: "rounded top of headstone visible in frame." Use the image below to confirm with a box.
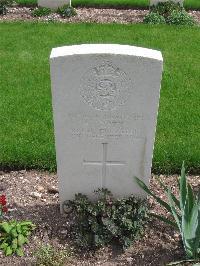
[50,44,163,62]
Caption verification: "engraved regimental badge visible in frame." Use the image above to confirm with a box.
[80,62,131,111]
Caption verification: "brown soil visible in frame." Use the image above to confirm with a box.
[0,7,200,24]
[0,170,199,265]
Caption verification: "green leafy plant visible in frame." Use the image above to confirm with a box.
[167,10,196,25]
[150,1,183,18]
[57,5,77,18]
[31,7,52,17]
[0,220,35,256]
[144,1,195,26]
[135,163,200,260]
[143,12,166,24]
[63,188,148,249]
[35,244,72,266]
[0,0,12,15]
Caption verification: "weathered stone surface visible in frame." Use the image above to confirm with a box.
[50,44,163,211]
[38,0,70,9]
[150,0,183,6]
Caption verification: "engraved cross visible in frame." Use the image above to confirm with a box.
[83,143,126,188]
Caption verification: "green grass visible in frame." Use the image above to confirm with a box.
[0,22,199,174]
[15,0,200,10]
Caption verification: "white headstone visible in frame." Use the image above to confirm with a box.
[150,0,183,6]
[50,44,163,211]
[38,0,70,9]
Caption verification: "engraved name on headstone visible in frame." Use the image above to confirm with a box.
[50,44,163,211]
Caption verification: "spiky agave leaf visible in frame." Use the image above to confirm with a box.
[135,176,175,215]
[156,176,180,210]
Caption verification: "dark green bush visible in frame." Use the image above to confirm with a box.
[57,5,77,18]
[143,12,166,24]
[63,188,148,250]
[150,1,183,18]
[167,10,196,25]
[31,7,52,17]
[144,0,195,26]
[0,0,12,15]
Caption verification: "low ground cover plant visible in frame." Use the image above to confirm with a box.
[0,194,35,256]
[143,12,166,24]
[31,7,52,17]
[31,4,77,18]
[57,5,77,18]
[166,9,196,25]
[135,163,200,260]
[150,0,183,17]
[0,220,35,256]
[144,1,196,25]
[63,188,148,249]
[35,244,72,266]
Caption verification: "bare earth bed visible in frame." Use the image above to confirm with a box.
[0,7,200,23]
[0,170,199,265]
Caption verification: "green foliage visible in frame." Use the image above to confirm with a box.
[31,7,52,17]
[0,0,12,6]
[0,0,12,15]
[57,5,77,18]
[0,220,35,256]
[150,1,183,18]
[64,188,148,249]
[145,1,195,25]
[167,10,196,25]
[35,244,71,266]
[135,163,200,259]
[143,12,166,24]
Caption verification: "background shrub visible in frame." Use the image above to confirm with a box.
[57,5,77,18]
[0,0,12,15]
[167,10,196,25]
[64,188,149,250]
[31,7,52,17]
[143,12,166,24]
[144,0,195,25]
[150,0,183,18]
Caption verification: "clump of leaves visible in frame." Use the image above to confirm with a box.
[144,0,195,26]
[167,10,196,25]
[31,7,52,17]
[135,162,200,260]
[35,244,72,266]
[150,0,183,18]
[0,0,12,15]
[63,188,148,250]
[143,12,166,24]
[57,5,77,18]
[0,220,35,256]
